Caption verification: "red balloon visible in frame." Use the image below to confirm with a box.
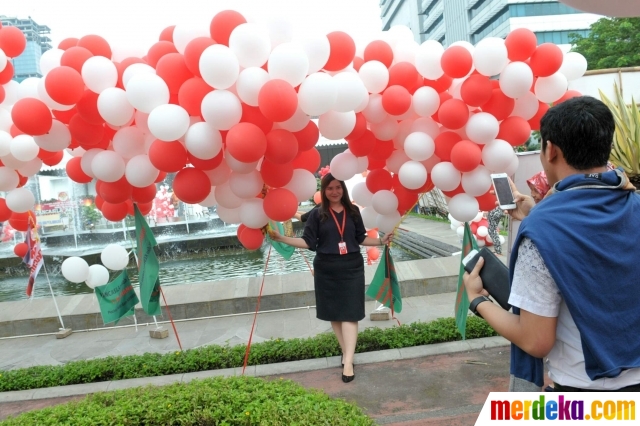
[16,173,28,188]
[131,184,157,204]
[441,46,473,79]
[438,99,470,130]
[95,195,105,210]
[188,150,223,170]
[258,79,298,122]
[101,201,128,222]
[434,131,462,162]
[76,90,105,125]
[0,85,5,104]
[226,122,267,163]
[505,28,538,62]
[388,62,423,94]
[69,114,104,147]
[556,90,582,104]
[442,184,466,198]
[9,212,30,232]
[498,116,532,147]
[263,188,298,221]
[364,40,393,68]
[261,159,293,188]
[423,74,452,93]
[366,169,393,193]
[52,107,77,125]
[265,129,298,164]
[146,41,178,68]
[156,53,193,94]
[184,37,216,77]
[325,31,355,71]
[66,157,93,183]
[237,226,264,250]
[0,26,26,58]
[41,150,64,167]
[97,177,132,204]
[368,139,394,162]
[381,85,412,115]
[177,77,212,117]
[528,101,550,131]
[159,26,175,42]
[60,46,94,73]
[292,120,320,151]
[348,129,376,157]
[58,38,79,50]
[77,34,112,59]
[148,140,187,173]
[136,201,154,216]
[476,190,498,212]
[173,167,211,204]
[0,61,14,84]
[450,140,482,172]
[117,57,146,88]
[45,66,85,105]
[241,104,273,135]
[353,56,364,72]
[9,124,24,137]
[14,242,28,258]
[11,98,52,136]
[291,148,321,174]
[155,171,168,183]
[345,113,367,141]
[460,74,493,107]
[0,197,11,221]
[529,43,563,77]
[210,10,247,46]
[482,89,515,121]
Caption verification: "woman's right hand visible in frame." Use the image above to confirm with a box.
[495,178,535,221]
[268,228,282,242]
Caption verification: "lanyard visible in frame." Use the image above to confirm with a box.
[329,208,346,242]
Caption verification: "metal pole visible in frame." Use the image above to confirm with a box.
[183,202,190,234]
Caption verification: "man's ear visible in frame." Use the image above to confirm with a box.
[544,141,558,163]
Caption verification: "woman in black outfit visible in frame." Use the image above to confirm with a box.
[271,173,393,383]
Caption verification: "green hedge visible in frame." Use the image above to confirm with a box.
[1,377,374,426]
[0,317,496,392]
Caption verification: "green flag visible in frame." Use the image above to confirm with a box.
[95,271,140,325]
[134,205,161,316]
[266,221,295,260]
[455,222,479,339]
[366,245,402,313]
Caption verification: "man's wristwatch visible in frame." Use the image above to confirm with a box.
[469,296,491,319]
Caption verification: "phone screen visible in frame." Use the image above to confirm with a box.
[493,177,514,206]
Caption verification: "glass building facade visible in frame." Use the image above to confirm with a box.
[0,16,52,82]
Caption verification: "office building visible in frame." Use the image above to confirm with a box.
[0,16,52,82]
[380,0,600,50]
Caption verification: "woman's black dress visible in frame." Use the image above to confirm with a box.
[301,206,367,322]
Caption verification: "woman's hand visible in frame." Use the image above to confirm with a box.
[268,228,282,242]
[381,232,394,245]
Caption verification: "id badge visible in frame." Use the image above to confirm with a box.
[338,241,347,255]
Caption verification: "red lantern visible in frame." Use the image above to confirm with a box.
[173,167,211,204]
[11,98,53,136]
[263,188,298,221]
[324,31,355,71]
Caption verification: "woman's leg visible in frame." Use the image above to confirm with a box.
[331,321,345,357]
[341,321,359,376]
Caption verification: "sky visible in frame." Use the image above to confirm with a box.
[2,0,384,61]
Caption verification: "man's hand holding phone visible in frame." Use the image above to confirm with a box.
[490,175,535,221]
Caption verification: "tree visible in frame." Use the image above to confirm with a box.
[570,18,640,70]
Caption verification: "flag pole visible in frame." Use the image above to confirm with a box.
[42,262,66,330]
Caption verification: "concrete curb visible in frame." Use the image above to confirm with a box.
[0,336,508,403]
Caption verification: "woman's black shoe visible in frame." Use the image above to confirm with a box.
[342,364,355,383]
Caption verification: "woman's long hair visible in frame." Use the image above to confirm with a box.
[318,173,360,222]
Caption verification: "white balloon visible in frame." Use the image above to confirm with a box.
[352,182,373,207]
[225,150,259,174]
[0,166,19,191]
[499,62,534,99]
[376,210,401,233]
[482,139,516,173]
[330,152,358,181]
[318,110,356,140]
[215,181,244,208]
[283,169,317,202]
[0,81,19,108]
[236,67,270,107]
[82,56,118,94]
[199,188,217,207]
[370,115,399,141]
[35,78,71,111]
[112,126,145,159]
[101,244,130,270]
[399,161,428,190]
[535,72,568,104]
[477,226,488,238]
[358,60,389,94]
[201,90,242,130]
[268,42,310,87]
[6,188,35,213]
[92,150,126,182]
[185,122,222,160]
[216,205,242,224]
[267,17,293,48]
[204,160,231,186]
[393,40,419,65]
[431,162,461,191]
[17,158,42,178]
[448,193,479,222]
[10,135,39,162]
[229,23,271,68]
[80,148,103,178]
[559,52,587,81]
[228,170,264,199]
[456,226,465,238]
[172,23,209,54]
[473,37,508,77]
[360,206,378,229]
[199,44,240,90]
[332,72,367,113]
[411,117,440,139]
[362,93,387,124]
[17,77,41,100]
[298,72,336,116]
[85,264,110,289]
[303,34,330,74]
[504,154,520,176]
[125,154,160,188]
[404,132,435,161]
[39,48,64,75]
[415,40,445,80]
[122,63,156,89]
[413,86,440,117]
[421,154,441,173]
[33,120,71,151]
[276,106,310,132]
[239,198,269,229]
[0,48,5,72]
[461,165,492,197]
[0,131,10,156]
[466,113,499,145]
[371,190,399,215]
[473,211,484,222]
[125,73,170,113]
[61,257,90,283]
[0,152,26,170]
[511,91,539,121]
[148,104,190,141]
[98,87,135,126]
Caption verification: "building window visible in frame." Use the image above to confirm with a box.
[509,2,582,18]
[468,0,491,20]
[535,29,589,44]
[471,6,509,44]
[424,14,444,35]
[438,35,446,45]
[422,0,441,15]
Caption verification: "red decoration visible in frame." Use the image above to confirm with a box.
[324,31,355,71]
[210,10,247,46]
[173,167,211,204]
[11,98,53,136]
[263,188,298,221]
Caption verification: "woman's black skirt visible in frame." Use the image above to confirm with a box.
[313,252,365,322]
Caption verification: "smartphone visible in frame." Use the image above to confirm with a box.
[490,173,516,210]
[462,249,479,267]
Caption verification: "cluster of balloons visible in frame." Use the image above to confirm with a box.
[0,10,587,250]
[449,213,505,248]
[60,243,130,287]
[151,186,176,222]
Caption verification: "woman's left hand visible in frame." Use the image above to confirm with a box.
[381,232,394,245]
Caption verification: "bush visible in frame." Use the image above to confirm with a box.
[1,376,374,426]
[0,317,496,392]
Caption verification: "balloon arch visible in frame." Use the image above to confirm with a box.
[0,11,587,250]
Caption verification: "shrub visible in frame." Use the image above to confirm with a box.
[1,376,374,426]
